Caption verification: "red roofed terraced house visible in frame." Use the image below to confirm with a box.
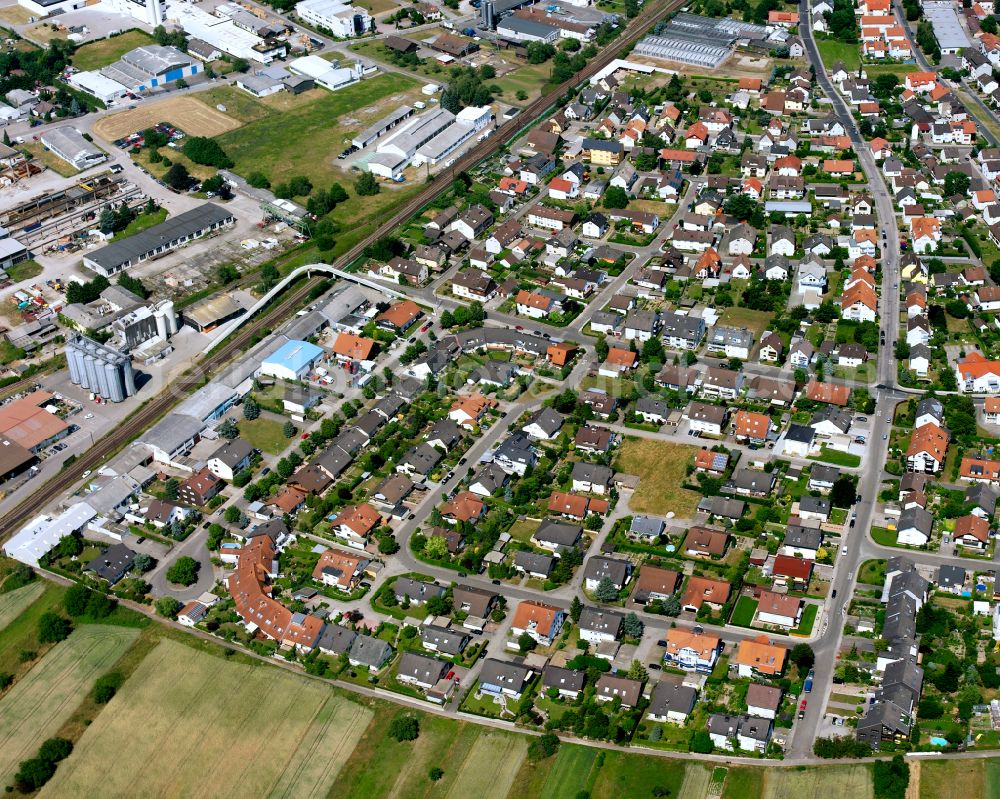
[955,353,1000,393]
[228,535,324,651]
[510,600,565,646]
[960,456,1000,485]
[330,503,382,548]
[804,380,851,406]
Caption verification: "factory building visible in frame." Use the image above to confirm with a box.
[98,45,199,94]
[165,1,288,64]
[287,55,361,92]
[496,16,559,43]
[377,108,456,161]
[19,0,163,23]
[295,0,372,36]
[83,203,235,277]
[260,340,325,381]
[352,106,415,149]
[65,334,138,403]
[112,299,179,350]
[39,127,107,172]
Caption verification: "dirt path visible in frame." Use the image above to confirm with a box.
[905,760,920,799]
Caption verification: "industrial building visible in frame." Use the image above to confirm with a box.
[377,108,455,161]
[184,293,246,332]
[479,0,534,29]
[260,339,325,381]
[165,1,288,64]
[0,391,70,452]
[65,334,138,403]
[921,0,970,53]
[352,106,415,149]
[39,127,107,171]
[0,436,37,483]
[496,16,559,43]
[19,0,163,23]
[3,502,97,567]
[634,13,771,68]
[98,45,200,94]
[294,0,373,37]
[367,105,491,175]
[83,203,235,277]
[111,300,179,350]
[288,55,362,92]
[0,235,29,271]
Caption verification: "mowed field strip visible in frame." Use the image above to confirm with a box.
[42,638,372,799]
[445,732,527,799]
[0,582,45,631]
[0,624,139,781]
[91,97,242,142]
[762,765,873,799]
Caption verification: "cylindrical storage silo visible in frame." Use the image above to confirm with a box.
[122,360,136,397]
[154,308,169,341]
[103,362,123,403]
[83,355,100,392]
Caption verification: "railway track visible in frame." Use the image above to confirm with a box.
[0,0,681,540]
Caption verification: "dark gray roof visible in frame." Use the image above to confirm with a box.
[348,635,393,668]
[421,624,469,655]
[542,664,585,693]
[394,577,444,603]
[571,461,612,486]
[209,438,253,468]
[583,555,632,586]
[784,525,823,550]
[85,204,234,273]
[535,520,582,548]
[809,464,840,485]
[317,623,357,655]
[799,496,831,516]
[649,681,696,717]
[84,543,135,584]
[578,607,624,636]
[398,651,448,684]
[514,550,554,575]
[937,564,966,587]
[480,658,532,689]
[523,407,565,438]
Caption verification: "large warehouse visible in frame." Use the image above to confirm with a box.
[294,0,372,37]
[0,391,70,452]
[83,203,235,277]
[65,334,137,403]
[39,127,107,171]
[99,45,200,93]
[260,340,325,381]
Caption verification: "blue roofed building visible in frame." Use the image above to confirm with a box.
[260,340,325,381]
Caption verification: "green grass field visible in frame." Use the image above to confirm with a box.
[72,30,156,71]
[857,559,885,585]
[814,38,861,70]
[121,207,167,237]
[589,751,687,798]
[540,744,598,799]
[42,638,372,798]
[5,259,43,284]
[0,581,67,678]
[0,581,44,632]
[239,417,290,455]
[723,767,764,798]
[793,603,819,636]
[614,437,701,518]
[678,765,713,799]
[808,447,862,468]
[0,624,139,782]
[720,306,775,338]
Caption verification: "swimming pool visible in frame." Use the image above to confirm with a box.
[929,736,948,746]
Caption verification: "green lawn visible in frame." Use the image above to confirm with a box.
[719,306,775,338]
[857,559,886,585]
[722,768,764,799]
[589,750,687,799]
[121,207,167,237]
[238,417,289,455]
[809,446,862,468]
[5,259,42,283]
[793,603,819,636]
[814,38,861,70]
[730,596,758,627]
[72,30,156,71]
[870,526,898,547]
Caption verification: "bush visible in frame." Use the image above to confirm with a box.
[182,136,234,168]
[388,713,419,741]
[15,757,55,793]
[154,596,182,619]
[37,738,73,764]
[93,671,124,703]
[429,766,444,781]
[37,612,71,644]
[64,583,92,617]
[165,556,200,586]
[528,732,560,760]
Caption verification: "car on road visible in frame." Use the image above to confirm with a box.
[82,470,91,477]
[882,434,888,440]
[648,663,662,671]
[262,468,271,476]
[804,670,815,693]
[458,571,467,577]
[798,699,807,719]
[842,546,848,554]
[657,639,668,647]
[857,416,867,422]
[832,589,837,598]
[84,413,94,419]
[136,537,145,544]
[459,457,467,465]
[420,323,431,332]
[491,579,502,585]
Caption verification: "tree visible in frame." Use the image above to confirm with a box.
[429,766,444,781]
[93,671,124,703]
[247,171,270,189]
[594,576,619,602]
[219,418,238,439]
[218,264,239,284]
[242,396,260,421]
[943,171,971,198]
[570,594,583,622]
[58,534,82,558]
[622,612,643,639]
[946,298,969,319]
[166,556,200,586]
[85,591,115,619]
[14,758,55,793]
[690,730,713,754]
[873,755,909,799]
[423,535,450,560]
[183,137,234,168]
[64,583,91,617]
[164,162,190,191]
[603,186,628,209]
[789,643,815,674]
[830,476,857,508]
[155,596,182,619]
[132,553,154,574]
[282,420,296,439]
[518,631,537,654]
[98,207,116,233]
[356,172,380,196]
[917,696,944,719]
[164,478,180,500]
[626,659,648,682]
[37,612,71,644]
[388,713,419,741]
[527,732,560,760]
[37,737,72,764]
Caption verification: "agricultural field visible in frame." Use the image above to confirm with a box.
[91,96,241,143]
[762,765,873,799]
[445,732,527,799]
[72,29,156,71]
[0,624,139,782]
[614,437,701,517]
[0,581,44,631]
[919,759,990,799]
[41,638,372,798]
[538,744,598,799]
[588,750,687,798]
